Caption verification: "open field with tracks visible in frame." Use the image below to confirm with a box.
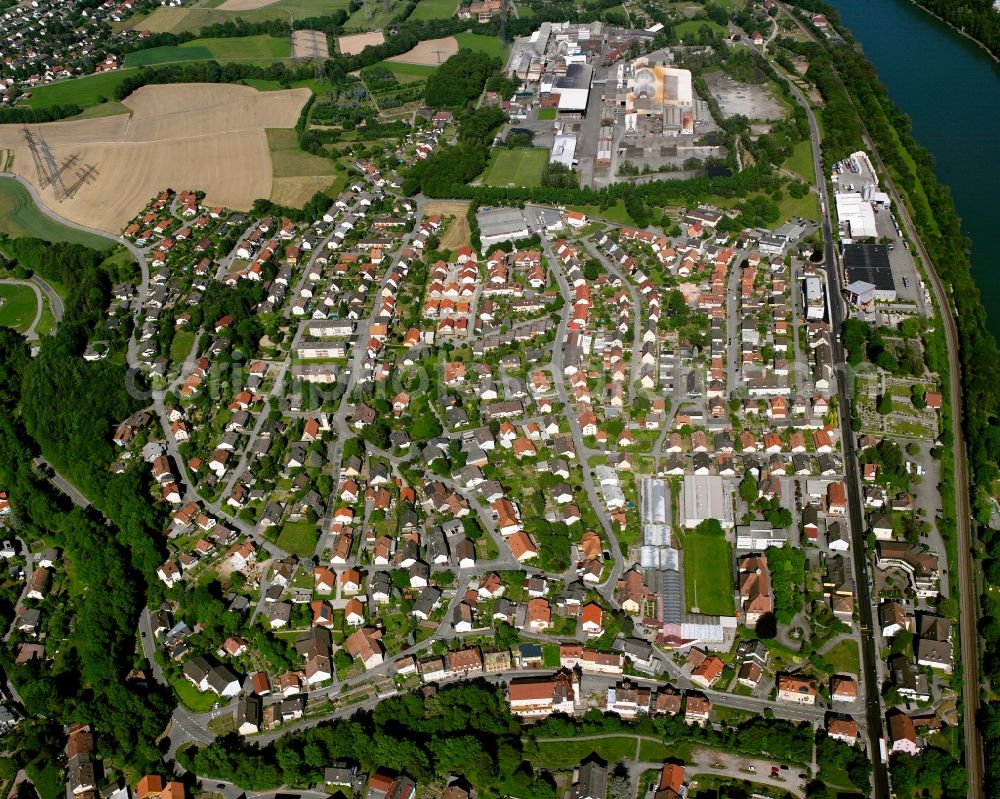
[0,84,309,232]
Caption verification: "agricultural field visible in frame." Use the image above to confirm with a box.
[266,128,341,207]
[0,83,309,232]
[21,70,138,110]
[389,36,459,66]
[0,283,40,334]
[124,34,292,67]
[124,0,351,34]
[0,178,114,249]
[344,0,404,31]
[483,148,548,188]
[682,529,734,616]
[375,61,439,82]
[338,31,385,55]
[409,0,457,21]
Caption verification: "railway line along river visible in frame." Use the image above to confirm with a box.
[826,0,1000,340]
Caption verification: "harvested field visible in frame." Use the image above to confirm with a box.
[0,83,310,232]
[388,36,458,66]
[338,30,385,55]
[292,30,329,60]
[218,0,280,9]
[271,175,336,206]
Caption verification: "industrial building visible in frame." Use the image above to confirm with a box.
[551,63,593,114]
[638,479,736,649]
[804,276,827,321]
[680,474,734,529]
[835,192,879,241]
[550,134,578,168]
[476,207,531,251]
[842,243,897,302]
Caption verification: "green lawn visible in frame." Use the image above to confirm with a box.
[276,520,319,557]
[568,199,633,226]
[675,18,727,38]
[169,330,197,365]
[409,0,457,18]
[0,178,115,249]
[824,639,860,675]
[777,187,819,223]
[682,529,734,616]
[483,147,549,188]
[22,69,138,110]
[125,34,292,67]
[171,673,217,712]
[454,32,509,59]
[537,107,556,120]
[0,284,39,333]
[533,736,644,769]
[783,139,815,185]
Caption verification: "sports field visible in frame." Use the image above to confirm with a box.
[0,284,39,333]
[124,35,291,67]
[0,178,114,249]
[483,148,548,188]
[682,529,734,616]
[409,0,457,20]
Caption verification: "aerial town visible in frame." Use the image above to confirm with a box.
[0,1,983,799]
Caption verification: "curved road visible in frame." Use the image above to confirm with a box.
[0,279,43,338]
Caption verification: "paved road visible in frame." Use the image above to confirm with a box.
[33,456,91,509]
[2,539,33,643]
[538,227,624,600]
[762,18,890,797]
[859,131,982,799]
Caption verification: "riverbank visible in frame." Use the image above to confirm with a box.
[906,0,1000,65]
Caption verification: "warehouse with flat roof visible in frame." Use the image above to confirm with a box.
[681,474,734,529]
[835,192,878,240]
[554,63,593,113]
[843,243,896,301]
[476,207,531,251]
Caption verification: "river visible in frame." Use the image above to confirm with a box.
[825,0,1000,340]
